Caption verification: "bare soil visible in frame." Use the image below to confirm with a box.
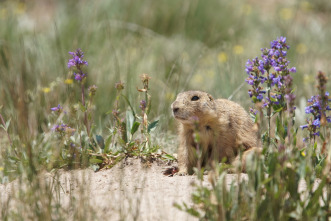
[1,158,322,221]
[0,158,208,220]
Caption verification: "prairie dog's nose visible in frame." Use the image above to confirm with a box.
[173,107,179,114]
[171,101,179,114]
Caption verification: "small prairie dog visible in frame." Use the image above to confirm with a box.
[171,90,259,175]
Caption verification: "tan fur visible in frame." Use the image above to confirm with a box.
[171,91,259,175]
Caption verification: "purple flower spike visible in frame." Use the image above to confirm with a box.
[68,48,88,82]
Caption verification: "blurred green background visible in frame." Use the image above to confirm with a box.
[0,0,331,142]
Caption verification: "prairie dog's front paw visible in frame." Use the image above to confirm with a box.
[176,168,188,176]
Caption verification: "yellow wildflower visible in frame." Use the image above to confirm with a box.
[15,2,26,15]
[301,151,306,157]
[166,93,175,102]
[64,79,73,85]
[233,45,244,55]
[279,8,293,20]
[217,52,228,63]
[42,87,51,93]
[242,4,252,15]
[300,1,312,11]
[296,44,307,54]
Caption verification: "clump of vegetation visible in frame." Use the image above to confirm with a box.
[176,37,331,220]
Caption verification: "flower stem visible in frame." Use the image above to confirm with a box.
[81,83,90,136]
[286,101,291,145]
[267,71,271,147]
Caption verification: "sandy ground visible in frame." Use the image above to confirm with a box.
[0,158,325,221]
[0,158,210,220]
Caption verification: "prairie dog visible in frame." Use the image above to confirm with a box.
[171,90,258,175]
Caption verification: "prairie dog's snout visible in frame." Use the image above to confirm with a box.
[171,101,180,116]
[172,107,179,114]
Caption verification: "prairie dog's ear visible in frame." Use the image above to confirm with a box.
[207,94,214,101]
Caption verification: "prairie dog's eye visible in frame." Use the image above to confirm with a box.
[191,96,200,101]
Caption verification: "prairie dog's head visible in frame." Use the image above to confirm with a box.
[171,91,216,124]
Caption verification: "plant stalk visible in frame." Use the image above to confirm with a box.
[267,71,271,147]
[81,83,90,136]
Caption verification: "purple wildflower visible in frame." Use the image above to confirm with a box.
[312,118,320,127]
[245,76,255,85]
[262,98,270,107]
[51,104,63,112]
[52,124,75,135]
[68,48,88,69]
[313,131,320,136]
[74,72,86,82]
[139,100,147,111]
[68,48,88,82]
[272,76,283,88]
[249,108,258,115]
[257,94,263,100]
[301,89,331,141]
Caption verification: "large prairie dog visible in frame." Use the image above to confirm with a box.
[171,90,258,175]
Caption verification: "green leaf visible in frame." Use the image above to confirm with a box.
[126,110,134,138]
[131,121,140,135]
[121,121,128,143]
[96,135,105,149]
[275,116,285,140]
[148,120,159,133]
[78,102,87,112]
[104,135,112,152]
[320,132,325,141]
[252,96,258,103]
[89,158,103,164]
[273,105,283,113]
[173,203,182,210]
[163,154,176,161]
[0,118,11,131]
[5,118,11,130]
[121,94,136,118]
